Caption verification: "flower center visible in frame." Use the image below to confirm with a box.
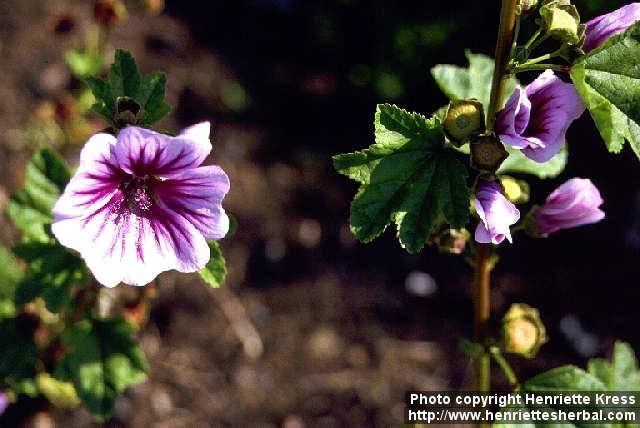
[120,175,156,214]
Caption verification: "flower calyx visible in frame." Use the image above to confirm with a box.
[443,99,485,145]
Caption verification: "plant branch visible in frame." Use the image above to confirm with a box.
[487,0,518,132]
[514,63,568,73]
[489,346,519,388]
[473,0,517,419]
[473,243,492,390]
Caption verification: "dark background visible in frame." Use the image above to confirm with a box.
[0,0,637,426]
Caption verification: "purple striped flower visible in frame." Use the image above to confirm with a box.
[584,3,640,52]
[474,179,520,244]
[495,70,585,163]
[52,122,230,287]
[533,178,604,235]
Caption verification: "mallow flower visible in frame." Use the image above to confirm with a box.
[495,70,585,163]
[51,122,230,287]
[474,179,520,244]
[533,178,604,235]
[583,3,640,52]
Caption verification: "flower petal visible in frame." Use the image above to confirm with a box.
[52,190,211,287]
[115,125,212,177]
[496,87,533,149]
[154,165,230,240]
[522,71,585,162]
[52,133,122,221]
[584,3,640,52]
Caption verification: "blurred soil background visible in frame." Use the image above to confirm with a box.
[0,0,639,426]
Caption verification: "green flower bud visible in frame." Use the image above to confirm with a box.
[115,96,144,128]
[502,303,547,358]
[443,99,485,144]
[540,1,584,46]
[470,134,508,172]
[500,176,530,204]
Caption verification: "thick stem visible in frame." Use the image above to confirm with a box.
[473,243,491,391]
[487,0,518,132]
[472,0,517,414]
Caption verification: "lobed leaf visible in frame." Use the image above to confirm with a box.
[496,342,640,428]
[55,318,148,421]
[8,148,71,242]
[431,50,518,109]
[570,21,640,158]
[333,104,470,253]
[86,50,171,126]
[12,241,87,313]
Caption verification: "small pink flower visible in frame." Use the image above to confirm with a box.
[52,122,230,287]
[533,178,604,235]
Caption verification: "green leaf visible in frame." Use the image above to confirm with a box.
[0,318,38,389]
[8,148,71,242]
[498,342,640,428]
[497,145,568,179]
[333,104,470,253]
[0,247,21,319]
[570,21,640,157]
[85,50,170,126]
[524,365,605,392]
[431,50,518,109]
[199,241,227,288]
[55,318,148,421]
[65,49,103,79]
[136,72,171,125]
[108,50,141,99]
[587,341,640,390]
[13,241,87,312]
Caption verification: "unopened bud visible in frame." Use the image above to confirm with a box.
[115,96,144,128]
[470,134,508,172]
[443,99,485,144]
[500,176,530,204]
[540,1,583,46]
[93,0,127,27]
[502,303,547,358]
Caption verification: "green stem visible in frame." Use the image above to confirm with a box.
[514,63,568,73]
[520,52,555,66]
[526,32,550,54]
[473,3,517,425]
[486,0,518,132]
[508,13,522,63]
[523,28,543,51]
[490,347,520,388]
